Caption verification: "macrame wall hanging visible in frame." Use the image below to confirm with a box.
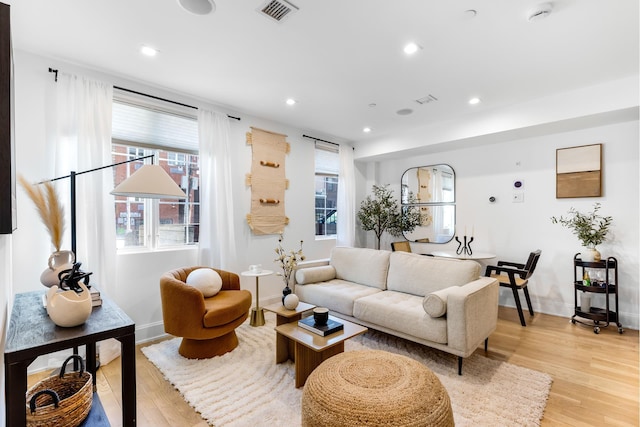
[245,127,290,235]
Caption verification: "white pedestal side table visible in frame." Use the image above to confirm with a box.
[241,269,273,326]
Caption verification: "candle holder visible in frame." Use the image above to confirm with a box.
[455,235,474,256]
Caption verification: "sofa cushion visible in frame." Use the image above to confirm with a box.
[423,287,459,318]
[296,279,382,316]
[295,265,336,285]
[387,252,480,297]
[330,247,390,290]
[353,291,447,344]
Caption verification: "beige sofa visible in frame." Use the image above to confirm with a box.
[294,246,499,375]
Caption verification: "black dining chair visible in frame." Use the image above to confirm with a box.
[485,250,541,326]
[391,241,412,252]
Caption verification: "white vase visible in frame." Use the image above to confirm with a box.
[40,250,75,288]
[46,282,92,327]
[580,293,592,313]
[581,247,601,262]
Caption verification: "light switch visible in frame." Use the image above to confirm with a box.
[513,192,524,203]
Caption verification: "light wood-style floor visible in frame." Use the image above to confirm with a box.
[28,307,639,427]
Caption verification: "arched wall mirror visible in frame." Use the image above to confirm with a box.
[401,164,455,243]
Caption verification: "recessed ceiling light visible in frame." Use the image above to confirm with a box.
[527,2,553,21]
[464,9,477,18]
[178,0,215,15]
[140,46,158,57]
[468,97,481,105]
[403,42,421,55]
[286,98,296,106]
[363,127,372,133]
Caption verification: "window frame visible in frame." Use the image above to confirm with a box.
[111,95,200,252]
[314,141,339,239]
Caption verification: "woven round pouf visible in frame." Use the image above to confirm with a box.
[301,350,454,427]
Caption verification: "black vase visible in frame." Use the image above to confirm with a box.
[282,286,292,304]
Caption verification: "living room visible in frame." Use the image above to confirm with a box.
[0,1,638,425]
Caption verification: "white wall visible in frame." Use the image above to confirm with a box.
[359,120,639,329]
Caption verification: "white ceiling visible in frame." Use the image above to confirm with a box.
[5,0,639,144]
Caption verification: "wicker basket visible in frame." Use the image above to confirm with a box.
[25,354,93,427]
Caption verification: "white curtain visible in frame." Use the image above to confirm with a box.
[52,73,116,294]
[197,109,235,269]
[337,144,356,247]
[51,73,119,363]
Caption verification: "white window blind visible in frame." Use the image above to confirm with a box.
[314,141,339,175]
[112,99,198,153]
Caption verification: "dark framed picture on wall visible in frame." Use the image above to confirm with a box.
[0,2,16,234]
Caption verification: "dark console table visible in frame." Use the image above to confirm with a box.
[4,291,137,426]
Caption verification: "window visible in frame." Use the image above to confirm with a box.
[111,97,199,250]
[314,141,339,237]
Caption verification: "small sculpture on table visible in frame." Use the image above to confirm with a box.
[455,235,473,256]
[58,262,93,293]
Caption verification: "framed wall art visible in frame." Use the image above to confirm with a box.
[556,143,602,198]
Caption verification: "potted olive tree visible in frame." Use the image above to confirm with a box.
[357,184,422,250]
[551,203,613,262]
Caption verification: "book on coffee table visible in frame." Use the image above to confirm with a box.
[298,316,344,336]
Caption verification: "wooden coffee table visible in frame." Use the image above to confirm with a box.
[264,301,316,364]
[274,314,367,388]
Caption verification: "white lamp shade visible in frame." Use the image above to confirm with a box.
[110,165,187,199]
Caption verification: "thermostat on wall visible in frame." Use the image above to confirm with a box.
[513,179,524,190]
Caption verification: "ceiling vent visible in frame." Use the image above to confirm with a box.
[415,94,438,105]
[258,0,299,23]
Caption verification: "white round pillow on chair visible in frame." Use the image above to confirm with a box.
[186,268,223,297]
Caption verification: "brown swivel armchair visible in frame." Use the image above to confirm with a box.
[160,267,252,359]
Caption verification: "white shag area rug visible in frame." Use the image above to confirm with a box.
[142,313,551,427]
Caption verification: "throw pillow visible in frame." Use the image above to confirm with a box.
[423,286,459,318]
[295,265,336,285]
[186,268,223,297]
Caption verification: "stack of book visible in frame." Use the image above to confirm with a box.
[89,286,102,307]
[41,285,103,308]
[298,316,343,336]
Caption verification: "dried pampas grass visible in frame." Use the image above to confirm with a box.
[18,174,65,251]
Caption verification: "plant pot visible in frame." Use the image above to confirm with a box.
[581,247,601,262]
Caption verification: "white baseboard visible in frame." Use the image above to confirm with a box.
[500,294,638,330]
[135,321,168,344]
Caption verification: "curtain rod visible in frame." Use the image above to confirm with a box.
[48,67,241,121]
[302,134,339,146]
